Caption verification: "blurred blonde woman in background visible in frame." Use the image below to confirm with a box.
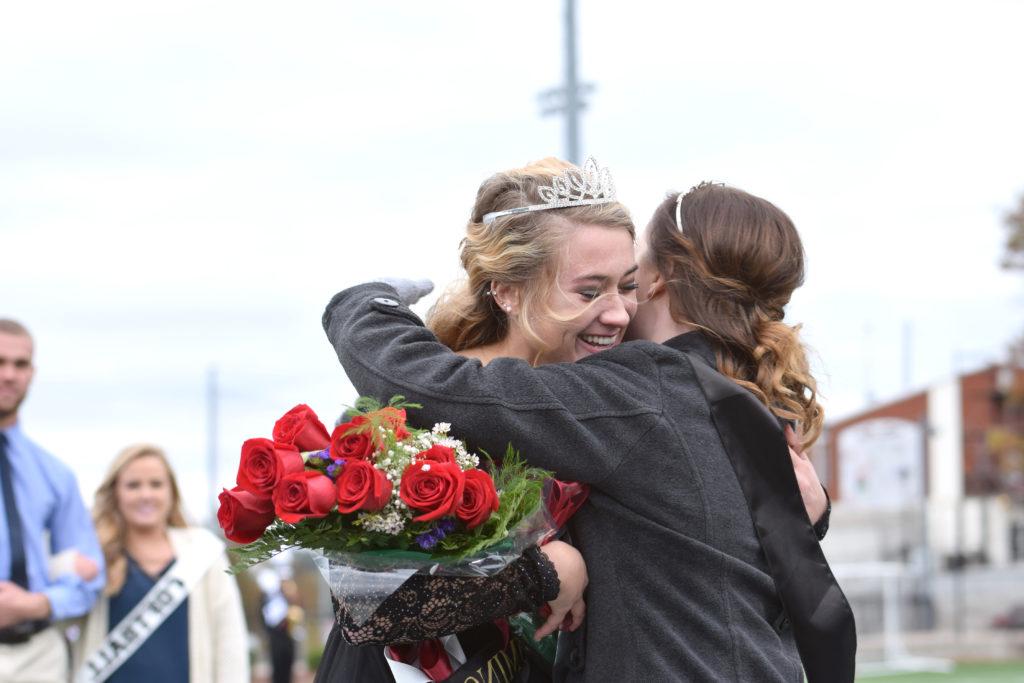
[73,444,249,683]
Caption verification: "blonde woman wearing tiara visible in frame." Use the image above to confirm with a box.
[313,158,629,683]
[320,157,856,682]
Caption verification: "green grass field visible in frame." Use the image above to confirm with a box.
[856,661,1024,682]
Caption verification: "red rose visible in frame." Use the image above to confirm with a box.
[456,470,500,529]
[217,486,276,543]
[273,471,336,523]
[273,404,330,451]
[331,417,375,461]
[336,460,393,513]
[236,439,304,497]
[417,444,456,465]
[399,461,465,523]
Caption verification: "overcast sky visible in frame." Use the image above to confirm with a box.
[3,1,1023,522]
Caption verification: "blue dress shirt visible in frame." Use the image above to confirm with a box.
[0,423,104,621]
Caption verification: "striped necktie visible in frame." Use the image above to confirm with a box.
[0,432,28,588]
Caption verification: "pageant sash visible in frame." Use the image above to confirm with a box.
[442,627,529,683]
[386,622,529,683]
[74,533,223,683]
[685,352,858,683]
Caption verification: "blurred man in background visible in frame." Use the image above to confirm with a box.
[0,318,105,681]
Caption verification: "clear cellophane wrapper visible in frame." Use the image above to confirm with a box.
[314,498,558,626]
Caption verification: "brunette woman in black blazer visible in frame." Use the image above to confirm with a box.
[322,179,855,682]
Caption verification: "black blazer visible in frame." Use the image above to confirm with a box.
[323,284,856,683]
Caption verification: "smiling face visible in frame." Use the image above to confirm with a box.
[504,223,638,364]
[115,454,175,533]
[0,332,34,427]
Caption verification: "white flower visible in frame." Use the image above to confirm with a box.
[432,422,451,434]
[456,450,481,469]
[357,508,411,535]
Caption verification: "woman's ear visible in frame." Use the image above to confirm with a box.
[489,281,521,315]
[646,270,667,302]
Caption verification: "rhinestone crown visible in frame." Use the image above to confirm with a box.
[482,157,617,225]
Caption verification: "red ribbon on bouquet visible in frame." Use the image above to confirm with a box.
[387,639,455,681]
[537,480,589,623]
[544,479,590,532]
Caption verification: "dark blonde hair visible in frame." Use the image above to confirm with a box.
[93,444,188,595]
[0,319,31,339]
[647,183,824,449]
[427,158,635,355]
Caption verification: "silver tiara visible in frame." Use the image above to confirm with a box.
[482,157,617,225]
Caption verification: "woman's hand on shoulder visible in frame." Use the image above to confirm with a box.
[535,540,587,640]
[785,424,827,524]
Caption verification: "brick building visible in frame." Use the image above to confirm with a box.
[817,363,1024,568]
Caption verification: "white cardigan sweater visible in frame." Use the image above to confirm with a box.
[74,527,250,683]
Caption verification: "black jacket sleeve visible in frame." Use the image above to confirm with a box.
[322,283,664,485]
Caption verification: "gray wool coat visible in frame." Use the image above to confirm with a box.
[323,284,852,683]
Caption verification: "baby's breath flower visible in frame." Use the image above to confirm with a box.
[456,451,480,470]
[357,508,409,535]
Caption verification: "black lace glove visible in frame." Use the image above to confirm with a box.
[337,546,559,645]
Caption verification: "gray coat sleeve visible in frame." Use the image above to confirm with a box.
[322,283,664,485]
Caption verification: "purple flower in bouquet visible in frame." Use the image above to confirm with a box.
[326,459,345,479]
[415,518,457,550]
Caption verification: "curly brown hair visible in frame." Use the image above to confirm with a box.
[646,183,824,449]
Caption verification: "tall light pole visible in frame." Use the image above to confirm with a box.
[538,0,594,164]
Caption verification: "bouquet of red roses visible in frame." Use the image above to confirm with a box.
[217,397,562,623]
